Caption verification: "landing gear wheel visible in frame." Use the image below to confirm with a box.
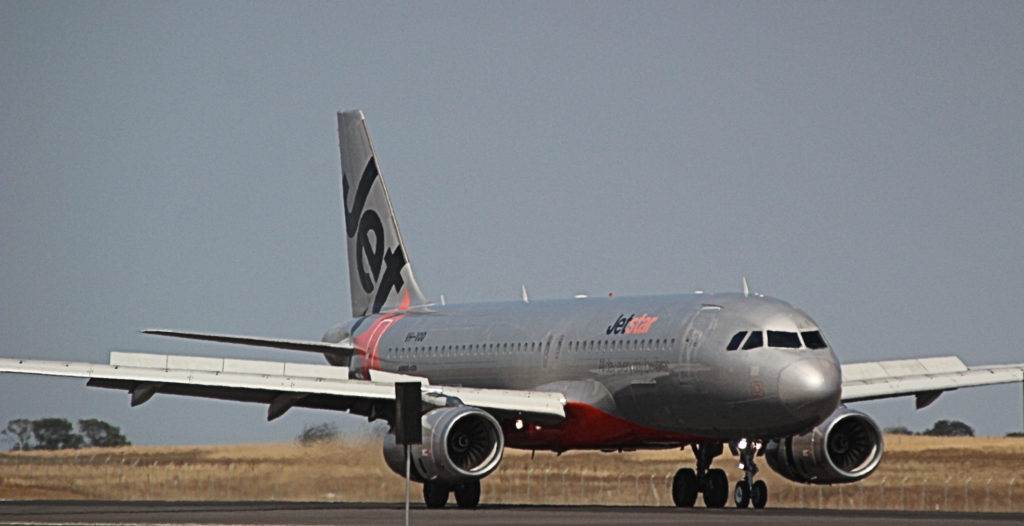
[734,480,750,508]
[672,468,698,507]
[702,468,728,508]
[751,480,767,509]
[454,479,481,509]
[733,438,768,509]
[423,481,450,509]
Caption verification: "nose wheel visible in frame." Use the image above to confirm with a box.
[734,479,767,509]
[732,438,768,509]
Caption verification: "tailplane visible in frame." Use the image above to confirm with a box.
[337,110,428,317]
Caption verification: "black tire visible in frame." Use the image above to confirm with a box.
[702,468,728,508]
[733,480,750,508]
[423,481,450,509]
[751,480,768,509]
[454,479,481,509]
[672,468,698,507]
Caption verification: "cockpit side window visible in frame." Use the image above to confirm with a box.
[801,330,828,349]
[742,331,763,350]
[767,331,801,348]
[726,331,747,351]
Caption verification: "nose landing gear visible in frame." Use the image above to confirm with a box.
[732,438,767,509]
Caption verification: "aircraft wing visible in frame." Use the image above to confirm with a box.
[0,352,566,425]
[841,356,1024,409]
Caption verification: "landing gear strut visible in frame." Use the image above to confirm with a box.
[732,438,767,509]
[671,442,728,508]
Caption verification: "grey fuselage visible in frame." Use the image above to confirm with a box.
[324,292,842,450]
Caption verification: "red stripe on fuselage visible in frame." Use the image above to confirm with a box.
[354,291,411,377]
[504,401,710,451]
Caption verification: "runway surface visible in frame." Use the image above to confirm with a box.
[2,501,1023,526]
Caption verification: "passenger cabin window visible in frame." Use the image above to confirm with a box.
[801,331,828,349]
[767,331,802,349]
[726,332,747,351]
[742,331,763,350]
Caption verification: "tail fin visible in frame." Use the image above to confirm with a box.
[337,110,428,317]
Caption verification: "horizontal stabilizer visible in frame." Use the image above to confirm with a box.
[142,329,354,358]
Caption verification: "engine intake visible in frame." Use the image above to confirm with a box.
[765,406,883,484]
[383,405,504,483]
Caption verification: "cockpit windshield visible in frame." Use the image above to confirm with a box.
[726,329,829,351]
[742,331,763,350]
[767,331,801,348]
[801,330,828,349]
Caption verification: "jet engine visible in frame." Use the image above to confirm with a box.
[383,405,504,484]
[765,406,883,484]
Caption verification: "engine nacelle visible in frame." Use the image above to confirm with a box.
[765,406,883,484]
[383,405,504,484]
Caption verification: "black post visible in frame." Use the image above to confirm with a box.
[395,382,422,445]
[395,382,422,524]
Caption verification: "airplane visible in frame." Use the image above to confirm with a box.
[2,110,1022,510]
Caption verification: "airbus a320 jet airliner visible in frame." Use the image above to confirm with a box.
[3,111,1023,509]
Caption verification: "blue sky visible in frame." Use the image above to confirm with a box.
[2,2,1022,445]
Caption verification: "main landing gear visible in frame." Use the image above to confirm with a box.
[671,443,728,507]
[671,440,768,509]
[423,479,481,509]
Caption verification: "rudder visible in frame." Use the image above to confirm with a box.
[337,110,428,317]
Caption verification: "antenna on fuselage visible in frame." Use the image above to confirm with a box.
[742,277,750,298]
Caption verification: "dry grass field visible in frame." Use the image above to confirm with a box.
[1,434,1022,512]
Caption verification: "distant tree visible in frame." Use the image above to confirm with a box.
[884,425,914,435]
[296,422,339,445]
[31,418,84,450]
[922,419,974,437]
[78,419,131,448]
[1006,431,1024,438]
[1,419,34,451]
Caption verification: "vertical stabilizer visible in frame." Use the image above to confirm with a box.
[337,111,428,317]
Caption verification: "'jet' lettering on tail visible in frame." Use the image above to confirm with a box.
[344,157,406,314]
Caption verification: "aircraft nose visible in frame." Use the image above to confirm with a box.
[778,358,841,422]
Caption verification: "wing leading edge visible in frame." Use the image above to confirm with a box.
[841,356,1024,409]
[0,352,566,425]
